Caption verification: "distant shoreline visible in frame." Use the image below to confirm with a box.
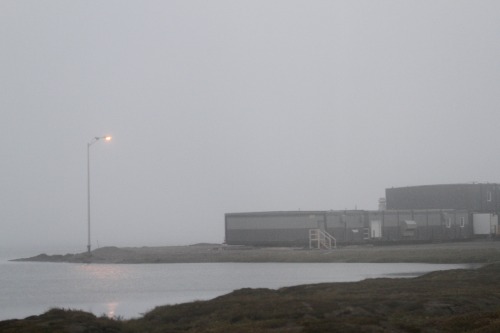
[13,240,500,264]
[5,242,500,332]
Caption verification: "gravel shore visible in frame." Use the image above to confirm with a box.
[15,240,500,264]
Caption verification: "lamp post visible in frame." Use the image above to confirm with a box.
[87,135,112,255]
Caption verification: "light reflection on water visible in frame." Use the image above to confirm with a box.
[0,261,474,321]
[78,264,126,280]
[106,302,119,319]
[81,264,123,319]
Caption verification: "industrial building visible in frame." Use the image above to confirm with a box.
[225,183,500,248]
[386,183,500,212]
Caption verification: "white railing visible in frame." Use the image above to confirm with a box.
[309,229,336,250]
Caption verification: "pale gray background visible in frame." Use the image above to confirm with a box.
[1,1,499,255]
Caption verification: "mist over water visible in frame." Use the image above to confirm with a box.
[2,1,500,252]
[1,2,498,326]
[0,261,471,321]
[0,245,87,263]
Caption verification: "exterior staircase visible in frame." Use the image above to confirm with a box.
[309,229,336,250]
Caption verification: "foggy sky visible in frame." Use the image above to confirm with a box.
[1,1,500,255]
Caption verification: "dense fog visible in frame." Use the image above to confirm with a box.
[1,1,500,255]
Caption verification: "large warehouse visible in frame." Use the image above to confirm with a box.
[225,183,500,248]
[386,183,500,212]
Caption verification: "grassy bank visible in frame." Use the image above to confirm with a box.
[2,263,500,332]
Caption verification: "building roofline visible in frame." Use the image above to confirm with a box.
[226,208,468,217]
[387,183,500,190]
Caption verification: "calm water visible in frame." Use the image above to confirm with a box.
[0,260,473,321]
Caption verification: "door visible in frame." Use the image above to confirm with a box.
[370,220,382,238]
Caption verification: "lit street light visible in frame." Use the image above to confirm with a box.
[87,135,112,255]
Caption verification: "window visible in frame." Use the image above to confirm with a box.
[446,217,452,228]
[487,191,492,202]
[402,220,417,237]
[460,217,465,228]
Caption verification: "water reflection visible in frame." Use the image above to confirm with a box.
[1,262,473,321]
[107,302,119,319]
[76,266,128,319]
[78,264,126,280]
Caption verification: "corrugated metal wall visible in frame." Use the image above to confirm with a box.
[225,212,323,246]
[386,183,500,213]
[225,209,473,246]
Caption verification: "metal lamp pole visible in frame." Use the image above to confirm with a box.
[87,135,112,255]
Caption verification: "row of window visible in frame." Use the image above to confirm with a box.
[446,217,466,228]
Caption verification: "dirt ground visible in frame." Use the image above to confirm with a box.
[16,239,500,264]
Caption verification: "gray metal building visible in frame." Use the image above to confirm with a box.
[225,209,472,247]
[225,211,322,247]
[225,183,500,247]
[386,183,500,213]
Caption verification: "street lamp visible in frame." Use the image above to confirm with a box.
[87,135,112,255]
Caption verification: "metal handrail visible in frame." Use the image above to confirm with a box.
[309,229,336,249]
